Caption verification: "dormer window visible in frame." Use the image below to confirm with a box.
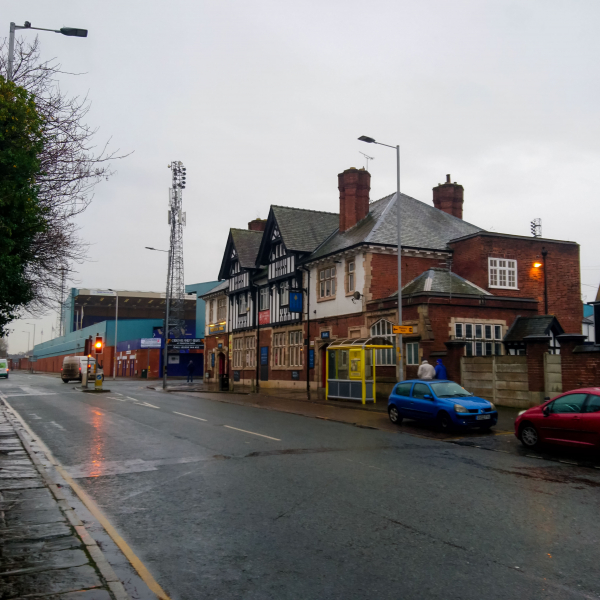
[230,260,240,275]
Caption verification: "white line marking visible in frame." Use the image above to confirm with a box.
[50,421,65,431]
[125,396,138,401]
[224,425,280,441]
[3,393,58,397]
[173,411,207,421]
[141,402,160,409]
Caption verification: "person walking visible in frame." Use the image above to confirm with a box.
[434,358,448,380]
[186,359,195,383]
[417,359,435,380]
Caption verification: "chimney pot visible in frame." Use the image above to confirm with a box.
[248,219,266,232]
[446,174,451,183]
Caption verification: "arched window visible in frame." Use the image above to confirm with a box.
[370,319,395,365]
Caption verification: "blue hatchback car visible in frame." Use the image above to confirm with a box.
[388,380,498,431]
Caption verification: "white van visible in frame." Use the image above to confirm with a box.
[61,356,96,383]
[0,358,8,379]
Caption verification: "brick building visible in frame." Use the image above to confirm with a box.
[201,168,583,398]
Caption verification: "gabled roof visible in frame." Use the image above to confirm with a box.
[308,192,482,261]
[503,315,564,343]
[256,205,339,266]
[218,228,263,280]
[400,268,492,297]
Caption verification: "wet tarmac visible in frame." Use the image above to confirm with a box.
[3,372,600,600]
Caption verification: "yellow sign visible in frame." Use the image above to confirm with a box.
[393,325,413,334]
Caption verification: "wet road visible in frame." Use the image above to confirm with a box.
[2,372,600,600]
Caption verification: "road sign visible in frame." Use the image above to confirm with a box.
[393,325,413,334]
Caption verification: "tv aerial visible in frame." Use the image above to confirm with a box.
[359,151,374,171]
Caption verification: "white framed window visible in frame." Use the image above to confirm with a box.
[270,243,286,260]
[494,342,502,356]
[347,260,355,293]
[485,342,493,356]
[475,324,483,339]
[245,336,256,368]
[406,342,419,365]
[319,266,337,298]
[280,281,289,306]
[488,258,517,289]
[238,293,248,314]
[484,325,492,340]
[209,300,214,323]
[465,324,473,339]
[273,332,286,366]
[494,325,502,340]
[289,331,303,367]
[260,287,270,311]
[233,337,244,368]
[455,323,463,338]
[217,298,226,321]
[475,342,483,356]
[370,319,395,365]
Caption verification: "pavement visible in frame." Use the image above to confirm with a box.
[2,371,600,600]
[0,399,129,599]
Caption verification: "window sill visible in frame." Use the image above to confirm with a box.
[345,291,357,297]
[488,285,520,290]
[316,296,336,303]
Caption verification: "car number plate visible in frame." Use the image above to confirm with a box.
[476,414,491,420]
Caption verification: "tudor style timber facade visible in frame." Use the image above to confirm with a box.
[201,168,583,397]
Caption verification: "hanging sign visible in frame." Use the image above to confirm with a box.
[393,326,413,334]
[289,290,303,313]
[259,310,270,325]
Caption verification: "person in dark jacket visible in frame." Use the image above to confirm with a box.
[434,359,448,380]
[186,360,195,383]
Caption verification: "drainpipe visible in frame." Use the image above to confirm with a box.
[541,247,548,315]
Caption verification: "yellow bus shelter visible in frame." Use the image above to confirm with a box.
[325,337,394,404]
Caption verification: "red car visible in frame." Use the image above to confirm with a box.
[515,388,600,449]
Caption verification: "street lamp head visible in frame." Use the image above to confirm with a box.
[358,135,376,144]
[60,27,88,37]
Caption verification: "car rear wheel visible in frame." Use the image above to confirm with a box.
[437,411,454,432]
[62,378,69,383]
[520,423,539,448]
[388,405,403,425]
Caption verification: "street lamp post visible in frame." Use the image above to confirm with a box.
[8,22,88,81]
[358,135,403,382]
[108,290,119,380]
[22,331,30,354]
[146,247,171,390]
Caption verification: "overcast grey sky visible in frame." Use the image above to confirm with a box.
[7,0,600,353]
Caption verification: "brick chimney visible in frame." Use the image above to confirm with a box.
[248,218,266,232]
[338,168,370,232]
[433,174,464,220]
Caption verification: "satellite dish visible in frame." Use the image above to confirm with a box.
[353,291,361,301]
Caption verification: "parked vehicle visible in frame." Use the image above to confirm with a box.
[387,379,498,431]
[0,358,8,379]
[515,388,600,449]
[61,356,96,383]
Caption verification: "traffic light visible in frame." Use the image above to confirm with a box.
[94,336,104,353]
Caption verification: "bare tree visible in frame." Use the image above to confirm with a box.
[0,36,128,315]
[0,338,8,356]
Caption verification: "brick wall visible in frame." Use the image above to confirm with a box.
[450,234,581,332]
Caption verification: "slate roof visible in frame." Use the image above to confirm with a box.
[309,192,482,261]
[199,279,228,299]
[271,206,339,254]
[503,316,564,342]
[400,268,491,297]
[231,229,263,269]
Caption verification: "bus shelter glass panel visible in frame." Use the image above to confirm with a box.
[326,338,391,404]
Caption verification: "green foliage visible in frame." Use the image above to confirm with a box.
[0,76,46,336]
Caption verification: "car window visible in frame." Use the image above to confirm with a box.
[584,394,600,413]
[412,383,431,400]
[430,382,471,398]
[394,383,412,397]
[549,393,588,414]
